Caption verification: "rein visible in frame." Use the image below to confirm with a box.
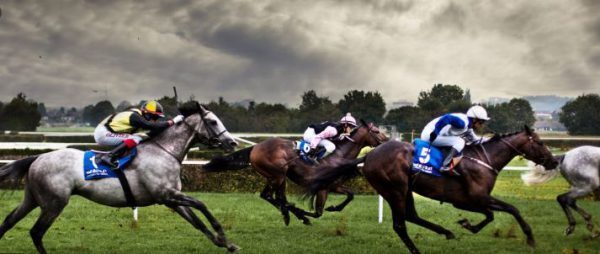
[151,118,195,163]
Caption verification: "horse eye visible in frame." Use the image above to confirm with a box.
[210,121,218,126]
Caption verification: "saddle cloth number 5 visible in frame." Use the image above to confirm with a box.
[419,147,431,164]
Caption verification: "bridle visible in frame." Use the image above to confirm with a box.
[364,123,384,145]
[499,134,549,167]
[152,110,232,162]
[198,110,231,149]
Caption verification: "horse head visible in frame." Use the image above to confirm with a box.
[350,119,388,147]
[499,125,557,169]
[178,102,238,153]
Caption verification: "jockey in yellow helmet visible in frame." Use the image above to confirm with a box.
[93,100,183,168]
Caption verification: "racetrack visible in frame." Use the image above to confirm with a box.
[0,171,598,253]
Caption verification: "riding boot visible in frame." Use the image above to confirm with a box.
[440,148,460,175]
[308,147,326,165]
[98,142,129,169]
[314,146,327,159]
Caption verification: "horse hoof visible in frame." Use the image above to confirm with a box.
[526,238,536,248]
[445,232,456,240]
[325,206,338,212]
[586,222,594,232]
[457,219,470,228]
[564,225,575,236]
[283,216,290,226]
[303,219,312,226]
[227,244,241,253]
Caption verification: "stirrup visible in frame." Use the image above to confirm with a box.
[308,156,320,165]
[99,154,118,169]
[440,167,460,176]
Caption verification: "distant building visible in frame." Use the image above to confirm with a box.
[388,100,414,110]
[533,110,566,132]
[534,111,553,120]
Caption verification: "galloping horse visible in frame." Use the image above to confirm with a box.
[522,145,600,236]
[308,126,558,254]
[0,103,241,253]
[203,120,387,225]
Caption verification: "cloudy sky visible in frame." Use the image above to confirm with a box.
[0,0,598,108]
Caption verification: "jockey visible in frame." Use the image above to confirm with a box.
[93,100,184,168]
[420,105,490,174]
[303,113,357,162]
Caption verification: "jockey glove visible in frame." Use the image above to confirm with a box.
[172,115,184,124]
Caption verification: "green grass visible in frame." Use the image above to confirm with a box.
[1,172,598,253]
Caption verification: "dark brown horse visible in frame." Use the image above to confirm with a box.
[203,121,387,225]
[308,126,558,254]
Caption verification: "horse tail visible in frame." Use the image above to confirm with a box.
[304,157,365,201]
[520,155,563,186]
[0,156,39,186]
[202,146,254,172]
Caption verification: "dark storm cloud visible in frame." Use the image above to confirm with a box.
[0,0,597,108]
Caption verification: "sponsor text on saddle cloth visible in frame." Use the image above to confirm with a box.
[412,139,444,177]
[295,140,325,164]
[83,148,137,180]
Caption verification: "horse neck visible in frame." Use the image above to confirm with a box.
[147,118,197,162]
[475,134,523,172]
[332,132,368,159]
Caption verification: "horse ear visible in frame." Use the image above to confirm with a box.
[524,125,532,135]
[360,119,368,127]
[197,102,206,115]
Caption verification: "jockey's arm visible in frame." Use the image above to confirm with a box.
[433,114,466,135]
[463,129,482,144]
[129,113,173,135]
[310,126,338,148]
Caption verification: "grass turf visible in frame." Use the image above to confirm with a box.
[0,171,598,254]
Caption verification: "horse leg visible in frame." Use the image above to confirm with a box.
[385,191,420,254]
[404,192,455,239]
[558,188,595,234]
[488,197,535,247]
[273,180,312,225]
[259,181,291,225]
[301,190,327,219]
[169,205,239,252]
[163,191,238,252]
[0,189,38,239]
[453,204,494,234]
[325,185,354,212]
[30,200,68,254]
[557,192,580,235]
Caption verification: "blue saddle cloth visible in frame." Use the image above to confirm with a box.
[295,140,325,165]
[411,139,444,177]
[83,148,137,180]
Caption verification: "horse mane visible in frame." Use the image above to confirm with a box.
[487,130,523,142]
[178,101,210,118]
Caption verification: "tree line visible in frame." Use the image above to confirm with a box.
[1,85,600,135]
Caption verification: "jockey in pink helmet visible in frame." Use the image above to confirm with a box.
[302,113,357,163]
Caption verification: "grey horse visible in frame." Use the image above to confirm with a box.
[522,145,600,236]
[0,103,240,253]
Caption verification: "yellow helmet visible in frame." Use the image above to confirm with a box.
[141,100,165,117]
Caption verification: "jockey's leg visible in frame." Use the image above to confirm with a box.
[319,140,336,158]
[302,127,317,143]
[99,139,137,168]
[94,126,142,168]
[433,136,464,174]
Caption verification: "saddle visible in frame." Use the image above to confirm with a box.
[295,140,326,165]
[411,139,462,177]
[83,148,138,208]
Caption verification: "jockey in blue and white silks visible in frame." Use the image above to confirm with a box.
[420,105,491,174]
